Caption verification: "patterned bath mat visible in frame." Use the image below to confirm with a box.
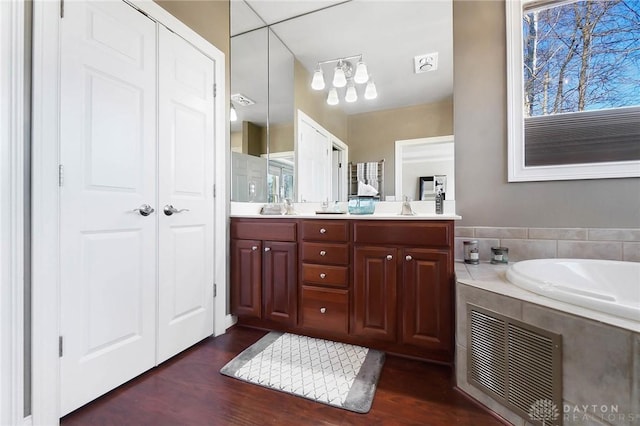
[220,332,385,413]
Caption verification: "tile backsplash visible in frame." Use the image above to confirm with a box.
[455,226,640,262]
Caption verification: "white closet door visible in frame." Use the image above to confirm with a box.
[297,117,330,202]
[59,1,157,415]
[157,26,215,363]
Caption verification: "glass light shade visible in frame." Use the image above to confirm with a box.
[354,61,369,84]
[327,87,339,105]
[230,104,238,121]
[332,65,347,88]
[345,85,358,103]
[364,80,377,100]
[311,68,325,90]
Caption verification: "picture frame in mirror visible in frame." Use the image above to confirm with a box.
[419,175,446,201]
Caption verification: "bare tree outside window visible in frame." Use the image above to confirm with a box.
[506,0,640,180]
[523,0,640,117]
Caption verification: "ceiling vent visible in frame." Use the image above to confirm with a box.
[231,93,255,106]
[414,53,438,73]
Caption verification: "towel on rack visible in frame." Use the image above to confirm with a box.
[357,180,379,196]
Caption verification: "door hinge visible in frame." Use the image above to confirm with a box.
[213,84,217,98]
[214,284,217,298]
[213,184,216,198]
[60,0,64,18]
[59,336,63,357]
[58,164,64,187]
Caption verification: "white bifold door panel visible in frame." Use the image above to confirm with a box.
[296,114,330,202]
[59,1,157,415]
[59,2,216,416]
[157,26,215,363]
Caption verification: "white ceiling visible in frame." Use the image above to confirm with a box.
[230,0,453,129]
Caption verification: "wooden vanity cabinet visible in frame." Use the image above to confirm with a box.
[230,217,455,363]
[400,248,453,354]
[299,220,350,336]
[231,219,297,327]
[352,246,398,341]
[352,220,454,362]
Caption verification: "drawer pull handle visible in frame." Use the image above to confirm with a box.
[386,254,393,261]
[406,255,413,261]
[320,307,326,314]
[320,273,326,279]
[320,250,327,256]
[320,228,327,234]
[264,247,271,252]
[251,246,258,251]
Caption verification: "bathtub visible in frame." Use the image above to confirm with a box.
[506,259,640,321]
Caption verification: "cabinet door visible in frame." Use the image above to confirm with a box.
[231,239,262,318]
[263,241,297,325]
[401,248,452,352]
[353,246,397,341]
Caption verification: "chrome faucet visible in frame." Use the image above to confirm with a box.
[284,198,296,215]
[400,196,415,215]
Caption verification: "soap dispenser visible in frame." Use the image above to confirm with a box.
[400,196,415,216]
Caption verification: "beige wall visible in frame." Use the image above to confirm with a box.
[294,59,348,141]
[348,99,454,197]
[269,123,295,153]
[453,0,640,228]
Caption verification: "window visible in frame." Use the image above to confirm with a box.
[507,0,640,181]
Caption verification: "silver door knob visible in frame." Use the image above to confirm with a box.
[320,273,326,279]
[163,204,189,216]
[264,247,271,252]
[406,255,413,261]
[133,204,154,216]
[251,246,258,251]
[320,250,327,256]
[320,228,327,234]
[320,307,326,314]
[386,254,393,261]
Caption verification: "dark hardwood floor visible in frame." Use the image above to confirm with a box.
[61,327,506,426]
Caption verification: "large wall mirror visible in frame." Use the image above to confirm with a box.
[230,0,454,203]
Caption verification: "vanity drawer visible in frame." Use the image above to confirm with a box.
[231,220,297,242]
[300,286,348,334]
[353,221,452,247]
[301,242,349,265]
[301,220,349,242]
[302,264,348,287]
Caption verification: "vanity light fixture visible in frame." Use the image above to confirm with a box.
[353,60,368,84]
[345,83,358,103]
[311,66,325,90]
[312,54,372,105]
[332,60,348,87]
[364,78,378,100]
[327,87,339,106]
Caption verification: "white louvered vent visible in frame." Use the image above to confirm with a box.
[467,305,562,426]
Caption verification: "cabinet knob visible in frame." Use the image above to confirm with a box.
[319,228,327,234]
[320,307,326,314]
[264,247,271,252]
[320,273,326,279]
[386,254,393,261]
[251,246,258,251]
[320,250,327,256]
[406,255,413,261]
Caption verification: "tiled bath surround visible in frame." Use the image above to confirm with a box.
[455,227,640,263]
[456,264,640,426]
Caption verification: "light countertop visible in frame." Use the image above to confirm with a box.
[230,201,461,220]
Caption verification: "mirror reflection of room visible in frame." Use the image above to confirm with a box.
[230,0,454,203]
